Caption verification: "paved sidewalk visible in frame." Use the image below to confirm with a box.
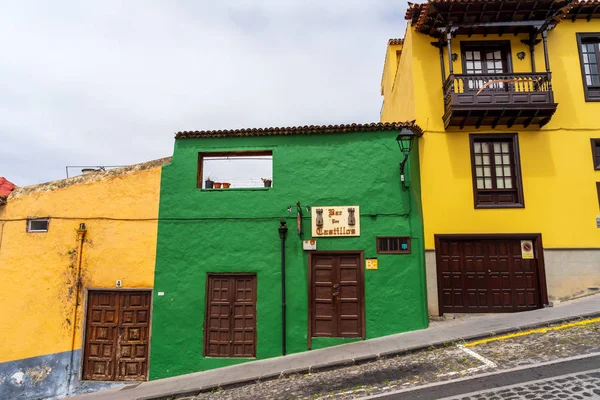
[72,294,600,400]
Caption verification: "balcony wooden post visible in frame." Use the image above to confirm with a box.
[446,30,454,75]
[528,33,537,73]
[439,45,446,85]
[446,28,455,94]
[542,30,552,89]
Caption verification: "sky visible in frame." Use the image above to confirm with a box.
[0,1,409,186]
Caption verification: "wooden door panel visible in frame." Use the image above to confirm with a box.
[232,277,256,358]
[312,256,336,337]
[437,238,542,314]
[311,254,363,338]
[116,292,151,381]
[83,292,118,381]
[205,275,256,358]
[83,290,151,382]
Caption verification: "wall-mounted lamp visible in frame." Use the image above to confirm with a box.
[451,53,458,62]
[395,132,416,191]
[517,51,526,60]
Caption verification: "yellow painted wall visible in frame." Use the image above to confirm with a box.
[381,27,417,123]
[382,21,600,249]
[0,160,166,363]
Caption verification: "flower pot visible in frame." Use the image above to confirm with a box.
[222,182,231,188]
[205,180,214,189]
[214,182,222,189]
[263,180,272,188]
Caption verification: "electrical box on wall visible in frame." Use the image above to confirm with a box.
[303,239,317,251]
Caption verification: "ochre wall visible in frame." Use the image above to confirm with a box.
[0,164,163,365]
[383,20,600,249]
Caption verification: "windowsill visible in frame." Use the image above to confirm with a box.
[474,203,525,209]
[200,188,271,192]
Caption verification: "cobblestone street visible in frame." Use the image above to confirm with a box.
[443,369,600,400]
[188,319,600,400]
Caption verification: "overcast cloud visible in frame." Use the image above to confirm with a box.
[0,1,408,186]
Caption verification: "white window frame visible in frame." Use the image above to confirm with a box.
[27,218,49,233]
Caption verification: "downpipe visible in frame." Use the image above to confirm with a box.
[66,223,87,395]
[278,221,288,356]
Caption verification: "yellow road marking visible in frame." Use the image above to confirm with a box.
[464,317,600,347]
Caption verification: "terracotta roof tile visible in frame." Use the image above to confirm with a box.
[406,0,599,27]
[568,0,600,19]
[388,38,404,45]
[176,122,423,139]
[0,177,16,199]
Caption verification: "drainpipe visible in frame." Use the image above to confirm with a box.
[66,223,87,395]
[278,221,288,356]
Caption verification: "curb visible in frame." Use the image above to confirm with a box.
[148,311,600,400]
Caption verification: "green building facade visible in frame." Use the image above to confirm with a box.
[149,122,428,379]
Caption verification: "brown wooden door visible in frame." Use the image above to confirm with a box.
[436,237,543,314]
[205,274,257,358]
[83,291,151,381]
[310,253,363,338]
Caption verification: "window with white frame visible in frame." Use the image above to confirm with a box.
[27,218,49,232]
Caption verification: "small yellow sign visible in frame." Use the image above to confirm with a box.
[521,240,534,259]
[366,258,378,270]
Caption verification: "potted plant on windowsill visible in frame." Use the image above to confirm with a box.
[261,178,272,188]
[222,182,231,188]
[214,182,222,189]
[205,177,214,189]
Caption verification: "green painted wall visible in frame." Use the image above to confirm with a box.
[149,130,428,380]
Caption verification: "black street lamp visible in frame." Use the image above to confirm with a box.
[396,131,417,191]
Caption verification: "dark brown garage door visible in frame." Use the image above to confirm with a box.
[310,253,364,339]
[436,236,546,314]
[83,290,151,381]
[205,274,257,358]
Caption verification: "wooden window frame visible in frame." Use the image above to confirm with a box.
[469,133,525,209]
[376,236,411,254]
[26,218,49,233]
[576,33,600,102]
[592,139,600,170]
[460,41,514,75]
[597,182,600,208]
[197,150,273,189]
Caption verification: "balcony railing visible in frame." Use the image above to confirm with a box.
[442,72,558,129]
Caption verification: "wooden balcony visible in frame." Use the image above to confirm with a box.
[443,73,558,129]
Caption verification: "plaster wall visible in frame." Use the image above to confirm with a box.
[0,160,165,398]
[150,130,428,380]
[382,20,600,250]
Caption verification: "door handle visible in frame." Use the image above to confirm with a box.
[332,291,339,297]
[488,270,491,273]
[333,284,339,289]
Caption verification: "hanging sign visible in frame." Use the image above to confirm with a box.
[366,258,378,270]
[311,206,360,237]
[521,240,534,259]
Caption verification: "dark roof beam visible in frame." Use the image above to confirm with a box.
[523,110,540,128]
[437,20,546,31]
[588,4,600,22]
[544,0,558,19]
[527,1,540,20]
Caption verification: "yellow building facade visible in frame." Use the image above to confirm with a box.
[0,158,168,399]
[382,0,600,316]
